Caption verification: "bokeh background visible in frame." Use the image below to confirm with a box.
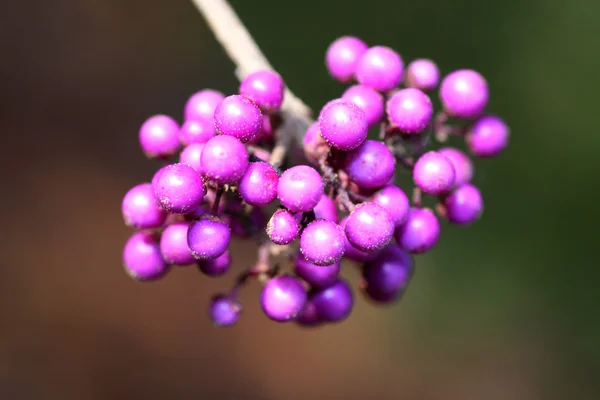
[1,0,598,399]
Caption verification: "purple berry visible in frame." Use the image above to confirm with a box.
[184,89,225,122]
[201,135,249,185]
[266,209,300,245]
[277,165,324,213]
[362,243,414,303]
[371,185,410,227]
[313,194,338,222]
[295,298,324,327]
[395,208,440,254]
[160,222,196,266]
[123,232,169,281]
[387,88,433,133]
[437,147,474,187]
[138,115,180,159]
[213,95,262,143]
[413,151,456,195]
[122,183,167,229]
[295,254,340,288]
[260,275,307,322]
[405,59,439,91]
[303,121,330,165]
[238,162,279,207]
[198,250,232,277]
[442,183,483,225]
[339,216,378,262]
[239,70,284,112]
[345,203,394,253]
[440,69,489,119]
[344,139,396,189]
[311,279,353,322]
[179,119,216,145]
[318,101,368,151]
[299,219,345,266]
[341,85,385,127]
[325,36,368,83]
[356,46,404,92]
[209,294,241,327]
[179,143,205,174]
[187,215,231,260]
[466,115,509,158]
[151,163,206,214]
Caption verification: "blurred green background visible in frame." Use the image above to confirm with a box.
[0,0,597,399]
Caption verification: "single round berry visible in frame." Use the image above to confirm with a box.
[209,294,241,327]
[437,147,474,187]
[339,216,378,262]
[139,115,180,158]
[325,36,368,83]
[238,162,279,207]
[362,243,414,303]
[318,101,368,151]
[187,215,231,260]
[260,275,307,322]
[371,185,410,227]
[198,250,232,277]
[344,140,396,189]
[300,219,345,266]
[160,222,195,266]
[440,69,489,119]
[355,46,404,92]
[239,70,284,112]
[213,95,262,143]
[201,135,249,185]
[295,254,340,288]
[311,279,353,322]
[395,208,440,254]
[277,165,324,213]
[466,115,509,157]
[123,232,169,281]
[303,121,330,165]
[405,59,440,91]
[387,88,433,133]
[122,183,167,229]
[179,119,216,145]
[184,89,225,122]
[413,151,456,195]
[179,143,205,174]
[341,85,385,127]
[442,183,483,225]
[295,298,325,327]
[313,194,338,222]
[266,209,300,245]
[151,163,206,214]
[345,203,394,253]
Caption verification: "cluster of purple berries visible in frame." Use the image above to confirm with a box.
[121,35,509,328]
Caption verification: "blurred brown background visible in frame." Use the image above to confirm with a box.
[0,0,597,399]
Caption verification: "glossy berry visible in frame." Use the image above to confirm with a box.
[339,216,378,262]
[395,208,440,254]
[152,163,206,214]
[213,95,262,143]
[179,119,216,145]
[179,143,205,174]
[209,294,241,327]
[311,279,353,322]
[437,147,474,187]
[123,232,169,281]
[201,135,249,185]
[325,36,368,83]
[277,165,324,213]
[300,219,345,266]
[187,215,231,260]
[139,115,180,158]
[344,140,396,189]
[405,59,440,91]
[198,250,232,277]
[362,244,413,303]
[318,100,368,151]
[239,70,284,112]
[313,194,338,222]
[266,209,300,245]
[442,183,483,225]
[303,121,330,164]
[413,151,456,195]
[238,162,279,207]
[356,46,404,92]
[341,84,385,127]
[295,254,340,288]
[371,185,409,227]
[387,88,433,133]
[160,222,195,266]
[260,275,307,322]
[122,183,167,230]
[184,89,225,122]
[466,115,509,157]
[440,69,489,119]
[345,203,394,253]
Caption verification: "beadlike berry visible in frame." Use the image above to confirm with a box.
[413,151,456,195]
[123,232,169,281]
[122,183,167,229]
[438,147,474,187]
[184,89,225,122]
[201,135,249,185]
[387,88,433,133]
[325,36,368,83]
[318,101,368,151]
[295,254,340,288]
[179,143,205,174]
[160,222,195,266]
[442,183,483,225]
[139,115,180,158]
[344,140,396,189]
[341,85,385,127]
[213,95,262,143]
[187,215,231,260]
[300,219,345,266]
[356,46,404,92]
[260,275,307,322]
[362,243,413,303]
[277,165,324,213]
[395,208,440,254]
[466,115,509,157]
[339,216,378,262]
[313,194,338,222]
[371,185,409,226]
[440,69,488,119]
[345,203,394,253]
[311,279,353,322]
[152,163,206,214]
[266,209,300,245]
[209,294,241,327]
[198,250,232,277]
[295,298,324,327]
[179,119,216,145]
[303,121,330,164]
[239,70,284,112]
[238,162,279,207]
[405,59,440,91]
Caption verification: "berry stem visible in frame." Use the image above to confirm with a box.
[411,187,423,208]
[211,186,224,215]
